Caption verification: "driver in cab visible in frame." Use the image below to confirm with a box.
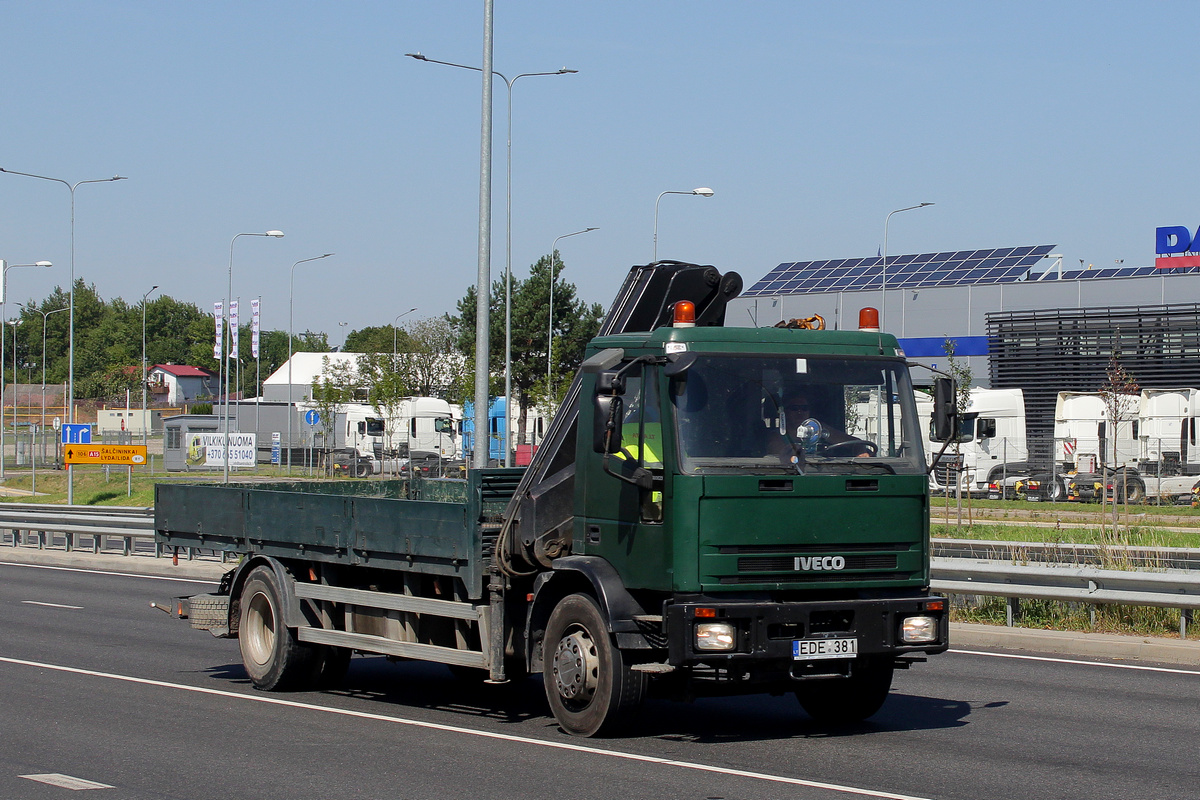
[770,387,873,461]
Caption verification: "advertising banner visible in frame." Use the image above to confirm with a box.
[230,300,240,359]
[185,432,257,468]
[213,302,223,359]
[251,298,261,358]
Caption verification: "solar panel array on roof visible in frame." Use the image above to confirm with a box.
[744,245,1058,297]
[1053,266,1162,281]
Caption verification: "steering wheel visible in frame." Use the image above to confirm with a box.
[819,438,878,457]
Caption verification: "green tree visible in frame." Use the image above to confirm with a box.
[344,324,412,355]
[452,253,602,444]
[310,356,357,473]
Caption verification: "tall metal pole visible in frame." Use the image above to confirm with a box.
[471,0,495,471]
[225,231,283,482]
[392,307,417,358]
[8,320,18,472]
[287,253,333,474]
[547,228,598,404]
[141,286,158,455]
[653,188,714,262]
[37,306,68,433]
[405,53,576,467]
[882,203,934,329]
[0,169,126,503]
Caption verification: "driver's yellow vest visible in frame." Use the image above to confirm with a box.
[617,422,663,467]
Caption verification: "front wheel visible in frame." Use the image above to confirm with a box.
[795,656,894,724]
[543,593,645,737]
[238,566,321,691]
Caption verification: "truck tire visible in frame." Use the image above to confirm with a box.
[1049,476,1066,502]
[543,593,645,737]
[238,566,320,691]
[795,655,893,724]
[1115,473,1145,504]
[354,459,371,478]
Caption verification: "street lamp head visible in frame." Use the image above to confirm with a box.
[34,262,52,267]
[693,187,715,197]
[919,202,934,207]
[406,52,428,61]
[265,230,284,238]
[558,68,578,74]
[111,176,128,182]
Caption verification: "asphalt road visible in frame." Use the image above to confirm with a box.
[2,560,1199,800]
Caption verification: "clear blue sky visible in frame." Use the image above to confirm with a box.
[0,2,1193,345]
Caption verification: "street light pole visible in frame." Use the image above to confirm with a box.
[547,228,599,404]
[7,320,19,474]
[407,54,576,465]
[653,187,714,263]
[287,253,333,474]
[224,231,283,482]
[392,307,417,358]
[882,203,934,330]
[35,305,69,434]
[141,286,158,456]
[0,260,52,480]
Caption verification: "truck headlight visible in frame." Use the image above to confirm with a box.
[901,615,938,643]
[695,622,736,651]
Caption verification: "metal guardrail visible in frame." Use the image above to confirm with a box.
[0,504,159,557]
[0,505,1196,636]
[932,556,1200,637]
[934,537,1200,570]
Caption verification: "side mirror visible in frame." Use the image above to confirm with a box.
[978,418,997,439]
[593,395,624,454]
[932,377,958,443]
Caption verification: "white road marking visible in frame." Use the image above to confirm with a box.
[950,648,1200,676]
[20,773,113,790]
[21,600,84,610]
[0,655,934,800]
[0,560,219,585]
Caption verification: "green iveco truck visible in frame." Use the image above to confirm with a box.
[157,261,953,737]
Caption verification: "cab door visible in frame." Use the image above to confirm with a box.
[578,364,672,591]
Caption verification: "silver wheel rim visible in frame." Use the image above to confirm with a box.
[244,590,276,667]
[553,628,599,706]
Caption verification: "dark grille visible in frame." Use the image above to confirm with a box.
[718,571,913,585]
[717,542,910,555]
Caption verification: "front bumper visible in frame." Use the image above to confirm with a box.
[665,593,948,666]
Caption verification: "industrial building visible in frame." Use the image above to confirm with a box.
[727,245,1200,470]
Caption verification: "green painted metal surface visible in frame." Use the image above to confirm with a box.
[154,468,524,599]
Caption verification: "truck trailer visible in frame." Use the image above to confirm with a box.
[156,262,952,736]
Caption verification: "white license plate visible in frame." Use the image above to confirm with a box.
[792,637,857,660]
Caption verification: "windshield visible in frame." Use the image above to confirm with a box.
[669,354,926,475]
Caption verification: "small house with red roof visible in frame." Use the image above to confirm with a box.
[147,364,218,405]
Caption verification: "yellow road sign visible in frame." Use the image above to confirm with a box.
[64,444,148,466]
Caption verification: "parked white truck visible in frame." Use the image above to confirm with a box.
[921,387,1029,495]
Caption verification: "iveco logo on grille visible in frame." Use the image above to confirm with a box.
[795,556,846,571]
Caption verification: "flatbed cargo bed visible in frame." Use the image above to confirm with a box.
[155,469,523,599]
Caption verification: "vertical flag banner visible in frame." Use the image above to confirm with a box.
[230,300,240,359]
[251,298,261,358]
[214,302,223,359]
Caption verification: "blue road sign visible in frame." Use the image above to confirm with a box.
[61,423,91,445]
[304,409,320,426]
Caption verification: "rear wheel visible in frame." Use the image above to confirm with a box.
[543,593,645,737]
[239,566,321,691]
[1115,473,1145,504]
[795,656,894,724]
